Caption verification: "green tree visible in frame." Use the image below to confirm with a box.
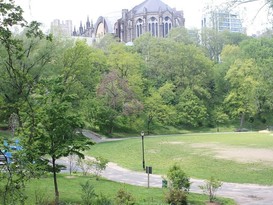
[62,40,108,128]
[224,59,259,128]
[0,1,56,204]
[239,37,273,125]
[168,27,200,45]
[107,43,142,78]
[176,89,208,127]
[20,76,93,204]
[201,28,224,62]
[97,70,142,134]
[144,91,175,134]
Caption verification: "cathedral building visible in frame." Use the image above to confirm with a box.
[115,0,185,43]
[52,0,185,43]
[72,16,115,41]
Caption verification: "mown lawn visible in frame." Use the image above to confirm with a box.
[86,132,273,185]
[22,174,234,204]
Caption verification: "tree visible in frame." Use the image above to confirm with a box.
[0,3,54,124]
[0,1,56,204]
[201,28,225,62]
[107,43,142,78]
[239,37,273,125]
[224,59,259,128]
[211,107,229,131]
[144,91,175,134]
[227,0,273,9]
[19,76,93,204]
[97,70,142,134]
[168,27,200,45]
[176,88,208,127]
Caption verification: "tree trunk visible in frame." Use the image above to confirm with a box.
[147,117,152,135]
[52,156,59,205]
[240,112,245,129]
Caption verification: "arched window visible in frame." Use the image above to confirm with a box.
[136,18,143,37]
[163,16,172,37]
[148,17,158,37]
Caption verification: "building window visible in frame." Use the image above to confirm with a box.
[148,17,158,37]
[136,19,143,37]
[163,16,172,37]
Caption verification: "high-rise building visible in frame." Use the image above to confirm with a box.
[202,10,245,33]
[51,19,73,36]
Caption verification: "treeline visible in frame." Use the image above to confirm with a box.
[1,16,273,135]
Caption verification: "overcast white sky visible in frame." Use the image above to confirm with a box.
[15,0,271,35]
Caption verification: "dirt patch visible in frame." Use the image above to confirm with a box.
[161,141,185,145]
[190,143,273,164]
[215,148,273,163]
[147,149,159,154]
[65,176,77,179]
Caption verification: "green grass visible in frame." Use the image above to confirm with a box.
[86,132,273,185]
[22,174,234,204]
[0,130,12,140]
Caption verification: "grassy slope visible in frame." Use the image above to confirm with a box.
[87,132,273,185]
[0,131,235,204]
[24,174,234,205]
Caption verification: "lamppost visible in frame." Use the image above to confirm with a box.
[141,131,145,170]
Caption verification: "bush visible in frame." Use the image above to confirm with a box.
[115,188,135,205]
[93,156,109,180]
[81,180,97,205]
[96,194,113,205]
[165,188,188,205]
[167,164,190,192]
[199,177,223,202]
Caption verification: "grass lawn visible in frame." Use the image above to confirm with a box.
[0,130,12,139]
[86,132,273,185]
[22,174,234,204]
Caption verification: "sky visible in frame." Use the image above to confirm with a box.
[15,0,271,35]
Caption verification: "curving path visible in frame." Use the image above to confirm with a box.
[79,130,273,205]
[100,162,273,205]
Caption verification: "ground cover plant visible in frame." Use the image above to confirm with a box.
[86,132,273,185]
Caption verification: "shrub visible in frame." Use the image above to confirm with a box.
[199,177,223,202]
[81,180,97,205]
[96,194,113,205]
[165,188,188,205]
[167,164,190,192]
[93,156,109,180]
[115,188,135,205]
[77,158,94,176]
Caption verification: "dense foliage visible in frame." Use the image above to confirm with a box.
[1,0,273,203]
[1,9,273,135]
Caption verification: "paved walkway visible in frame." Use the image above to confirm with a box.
[99,162,273,205]
[58,157,273,205]
[79,130,273,204]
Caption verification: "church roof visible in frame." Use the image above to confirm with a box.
[131,0,174,15]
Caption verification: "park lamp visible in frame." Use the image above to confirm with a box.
[141,131,144,138]
[141,131,145,170]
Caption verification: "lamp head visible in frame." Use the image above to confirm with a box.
[141,131,144,137]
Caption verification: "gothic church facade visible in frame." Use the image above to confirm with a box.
[68,0,185,43]
[115,0,185,43]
